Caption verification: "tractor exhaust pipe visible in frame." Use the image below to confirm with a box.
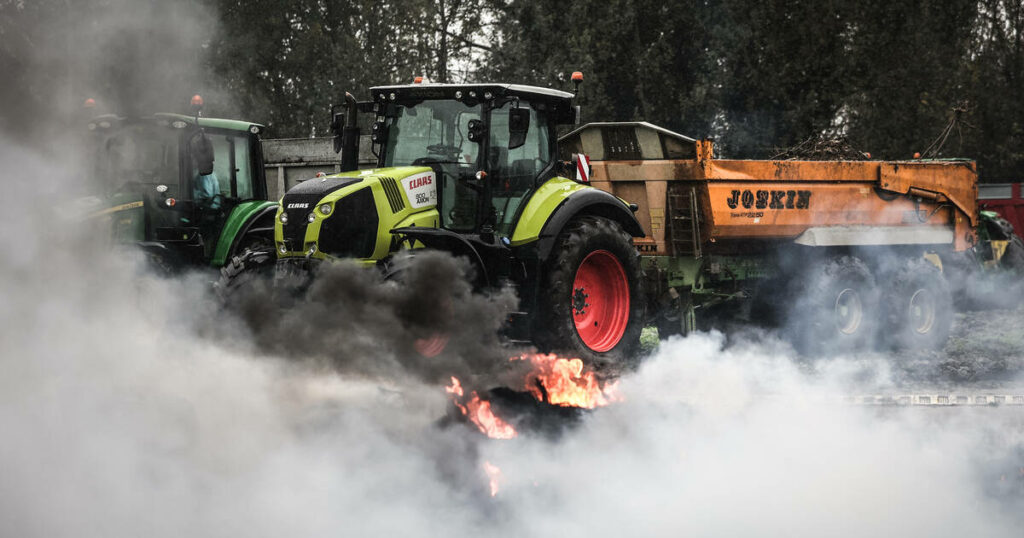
[332,92,361,172]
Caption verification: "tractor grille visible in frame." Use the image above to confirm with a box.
[279,176,363,253]
[319,187,379,258]
[379,176,406,213]
[280,193,322,252]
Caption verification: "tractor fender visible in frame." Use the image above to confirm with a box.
[390,227,498,289]
[535,189,644,261]
[211,201,279,267]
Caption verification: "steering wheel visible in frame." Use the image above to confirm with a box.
[425,144,462,158]
[412,157,482,194]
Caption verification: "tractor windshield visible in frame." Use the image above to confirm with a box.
[382,100,481,167]
[94,124,180,194]
[383,100,482,230]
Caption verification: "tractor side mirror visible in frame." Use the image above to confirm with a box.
[190,134,215,176]
[508,108,529,149]
[467,119,486,143]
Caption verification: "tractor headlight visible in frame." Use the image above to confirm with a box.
[307,213,316,223]
[279,243,287,254]
[319,203,332,216]
[279,212,288,224]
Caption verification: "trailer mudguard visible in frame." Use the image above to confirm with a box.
[511,179,644,260]
[211,200,279,266]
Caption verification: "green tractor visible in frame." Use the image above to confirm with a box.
[80,97,278,271]
[251,80,647,363]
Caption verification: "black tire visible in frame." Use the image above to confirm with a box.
[382,253,456,358]
[882,257,953,350]
[216,248,276,306]
[232,233,274,261]
[533,215,643,372]
[789,256,879,355]
[1000,234,1024,272]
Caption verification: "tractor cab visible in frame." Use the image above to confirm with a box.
[360,83,577,236]
[85,111,269,266]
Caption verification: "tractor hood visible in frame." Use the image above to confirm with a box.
[276,166,438,260]
[282,175,365,211]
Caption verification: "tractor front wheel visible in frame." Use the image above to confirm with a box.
[534,216,643,372]
[216,248,277,308]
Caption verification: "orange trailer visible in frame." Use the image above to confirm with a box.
[561,122,977,256]
[559,123,979,351]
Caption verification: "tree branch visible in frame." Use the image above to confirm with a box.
[404,20,494,52]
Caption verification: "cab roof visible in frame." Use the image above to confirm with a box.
[87,113,263,133]
[368,83,575,103]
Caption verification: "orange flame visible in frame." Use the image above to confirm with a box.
[446,377,517,439]
[445,376,464,397]
[514,353,622,408]
[482,461,502,496]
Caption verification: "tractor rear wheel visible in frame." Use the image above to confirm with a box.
[534,216,642,372]
[883,257,952,350]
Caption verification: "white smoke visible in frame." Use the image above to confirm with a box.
[2,2,1022,534]
[2,135,1021,536]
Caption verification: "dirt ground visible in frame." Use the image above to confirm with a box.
[895,307,1024,388]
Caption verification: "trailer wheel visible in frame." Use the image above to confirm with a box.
[792,256,879,354]
[534,215,642,372]
[884,257,952,350]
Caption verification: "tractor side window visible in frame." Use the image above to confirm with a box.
[208,135,232,197]
[194,133,255,201]
[233,136,254,200]
[489,103,550,234]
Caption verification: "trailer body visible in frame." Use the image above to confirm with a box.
[561,123,977,345]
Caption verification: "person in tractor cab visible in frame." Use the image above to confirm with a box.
[190,133,222,211]
[193,170,222,211]
[189,132,225,256]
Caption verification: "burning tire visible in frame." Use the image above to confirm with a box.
[383,252,456,358]
[791,255,879,354]
[534,215,643,371]
[883,257,953,350]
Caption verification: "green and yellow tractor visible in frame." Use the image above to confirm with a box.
[241,80,647,363]
[79,97,278,272]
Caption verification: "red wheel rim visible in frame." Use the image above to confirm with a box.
[414,333,449,358]
[572,250,630,352]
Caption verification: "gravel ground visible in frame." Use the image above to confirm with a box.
[895,307,1024,387]
[645,306,1024,391]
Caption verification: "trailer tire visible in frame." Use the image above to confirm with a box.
[884,257,953,350]
[791,256,879,355]
[534,215,643,373]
